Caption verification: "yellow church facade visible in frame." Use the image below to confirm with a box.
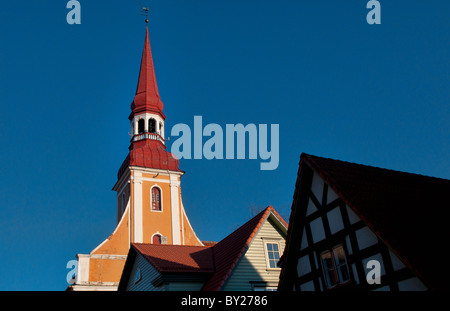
[68,27,203,291]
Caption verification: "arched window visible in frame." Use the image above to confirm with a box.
[138,119,145,134]
[148,118,156,133]
[152,234,162,245]
[151,187,161,211]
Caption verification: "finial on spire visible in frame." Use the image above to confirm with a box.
[139,3,149,24]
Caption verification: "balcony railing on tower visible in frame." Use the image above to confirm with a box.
[132,132,164,143]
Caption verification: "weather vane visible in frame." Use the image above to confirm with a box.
[139,2,150,24]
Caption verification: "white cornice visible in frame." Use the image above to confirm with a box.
[112,169,131,192]
[129,166,184,177]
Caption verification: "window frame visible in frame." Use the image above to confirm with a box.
[320,244,351,289]
[150,185,163,212]
[159,122,164,136]
[152,233,162,245]
[263,240,282,271]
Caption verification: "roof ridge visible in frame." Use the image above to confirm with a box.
[202,206,273,291]
[243,207,271,247]
[301,153,450,182]
[266,205,289,229]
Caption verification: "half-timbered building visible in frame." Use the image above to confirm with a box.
[278,153,450,291]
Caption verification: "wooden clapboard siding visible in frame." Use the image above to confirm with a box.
[166,282,205,291]
[222,217,286,291]
[125,253,165,291]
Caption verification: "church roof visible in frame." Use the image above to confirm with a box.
[117,139,182,179]
[116,26,181,177]
[289,153,450,290]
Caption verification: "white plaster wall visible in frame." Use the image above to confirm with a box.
[356,226,379,250]
[310,217,326,243]
[306,198,317,216]
[297,255,311,277]
[327,207,344,235]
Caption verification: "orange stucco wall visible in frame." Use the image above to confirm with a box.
[182,210,203,246]
[86,208,130,284]
[91,208,130,256]
[88,258,126,283]
[142,179,173,243]
[83,169,203,286]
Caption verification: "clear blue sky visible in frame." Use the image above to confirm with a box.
[0,1,448,291]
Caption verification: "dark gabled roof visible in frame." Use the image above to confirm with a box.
[202,206,288,291]
[295,153,450,290]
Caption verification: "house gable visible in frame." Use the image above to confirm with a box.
[280,155,429,291]
[120,207,287,291]
[222,215,287,291]
[119,243,214,291]
[201,207,287,291]
[124,251,165,291]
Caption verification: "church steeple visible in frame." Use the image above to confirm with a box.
[69,20,203,292]
[127,26,168,149]
[130,26,165,121]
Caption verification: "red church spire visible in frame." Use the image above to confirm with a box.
[130,26,165,120]
[116,25,181,177]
